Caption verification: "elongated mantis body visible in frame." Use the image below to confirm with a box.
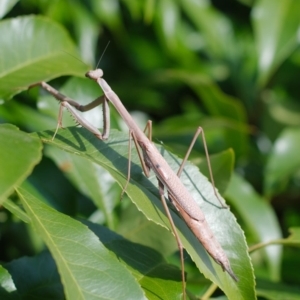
[31,68,238,299]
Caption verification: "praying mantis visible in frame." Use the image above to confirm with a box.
[30,67,238,299]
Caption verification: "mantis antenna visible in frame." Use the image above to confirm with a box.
[96,41,111,69]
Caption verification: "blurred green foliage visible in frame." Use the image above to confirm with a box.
[1,0,300,299]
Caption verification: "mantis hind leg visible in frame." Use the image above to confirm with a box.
[120,130,151,199]
[158,181,186,300]
[176,127,227,208]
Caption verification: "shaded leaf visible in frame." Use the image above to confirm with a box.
[256,279,300,300]
[5,252,64,300]
[84,221,183,300]
[117,202,178,257]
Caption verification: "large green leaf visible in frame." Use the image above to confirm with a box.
[226,173,282,281]
[17,187,147,300]
[0,124,42,205]
[34,127,254,299]
[84,221,183,300]
[117,202,178,257]
[252,0,300,87]
[0,15,87,100]
[45,145,120,229]
[198,149,235,195]
[264,127,300,197]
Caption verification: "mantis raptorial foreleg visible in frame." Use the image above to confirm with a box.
[31,68,238,300]
[30,82,110,140]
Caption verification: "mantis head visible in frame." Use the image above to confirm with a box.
[85,69,104,81]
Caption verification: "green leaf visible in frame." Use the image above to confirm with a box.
[0,124,42,205]
[91,0,125,37]
[156,0,180,51]
[117,201,178,257]
[279,227,300,246]
[45,1,99,65]
[5,251,63,300]
[198,149,235,195]
[2,198,30,223]
[0,0,19,19]
[84,221,183,300]
[226,173,282,281]
[16,186,146,300]
[264,127,300,197]
[251,227,300,250]
[166,70,247,124]
[252,0,300,87]
[163,70,249,158]
[35,127,254,299]
[0,100,56,132]
[45,145,120,229]
[0,265,18,299]
[37,77,105,129]
[180,0,235,59]
[0,15,87,100]
[256,279,300,300]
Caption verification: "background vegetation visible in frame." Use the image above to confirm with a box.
[1,0,300,299]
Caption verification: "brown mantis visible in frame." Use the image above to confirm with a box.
[30,67,238,299]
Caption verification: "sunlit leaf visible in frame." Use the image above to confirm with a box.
[34,126,254,299]
[0,265,18,299]
[0,0,19,19]
[252,0,300,87]
[17,187,147,300]
[0,15,87,99]
[0,124,42,204]
[264,127,300,197]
